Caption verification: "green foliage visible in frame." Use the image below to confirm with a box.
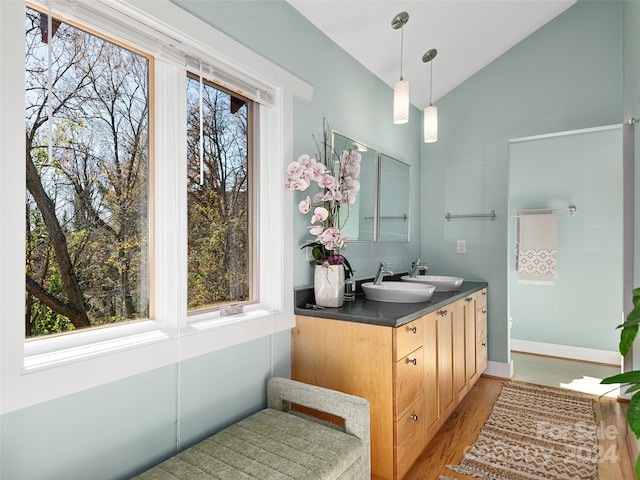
[301,241,353,278]
[24,7,149,336]
[185,76,250,310]
[619,301,640,355]
[601,287,640,477]
[31,305,75,337]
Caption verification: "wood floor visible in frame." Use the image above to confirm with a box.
[402,376,636,480]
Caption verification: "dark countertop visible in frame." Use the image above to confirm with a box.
[294,279,488,328]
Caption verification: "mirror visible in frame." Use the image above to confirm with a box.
[378,153,410,242]
[332,132,377,242]
[332,132,410,242]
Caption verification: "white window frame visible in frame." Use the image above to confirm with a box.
[0,0,312,414]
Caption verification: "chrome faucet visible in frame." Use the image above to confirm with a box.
[409,258,428,278]
[373,262,393,285]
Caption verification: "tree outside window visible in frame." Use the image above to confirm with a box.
[24,7,150,337]
[186,76,253,312]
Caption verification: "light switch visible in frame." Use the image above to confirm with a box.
[456,240,466,254]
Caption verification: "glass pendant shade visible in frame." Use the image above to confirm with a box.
[393,79,410,124]
[423,105,438,143]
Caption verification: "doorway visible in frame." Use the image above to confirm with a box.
[507,125,624,389]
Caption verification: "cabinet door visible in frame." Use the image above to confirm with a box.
[437,307,455,418]
[452,300,468,401]
[476,290,488,374]
[423,312,440,443]
[465,294,479,386]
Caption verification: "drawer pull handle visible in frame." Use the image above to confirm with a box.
[411,414,419,421]
[482,291,487,296]
[465,297,473,302]
[407,358,417,365]
[482,342,487,347]
[482,309,487,314]
[439,309,448,316]
[409,326,417,334]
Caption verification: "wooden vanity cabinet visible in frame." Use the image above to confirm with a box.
[452,301,468,403]
[464,293,479,387]
[292,287,488,480]
[436,308,455,420]
[392,319,428,478]
[476,288,488,373]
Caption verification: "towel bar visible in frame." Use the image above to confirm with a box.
[445,210,495,221]
[364,214,407,221]
[514,205,577,217]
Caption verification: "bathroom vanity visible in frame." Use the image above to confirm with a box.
[292,282,488,480]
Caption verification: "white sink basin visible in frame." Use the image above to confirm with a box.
[401,275,464,292]
[362,281,436,303]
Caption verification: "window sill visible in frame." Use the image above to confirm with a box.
[23,306,290,373]
[2,307,295,414]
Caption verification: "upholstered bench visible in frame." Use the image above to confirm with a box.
[133,377,370,480]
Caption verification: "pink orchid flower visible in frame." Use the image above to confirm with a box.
[298,196,311,214]
[311,206,329,224]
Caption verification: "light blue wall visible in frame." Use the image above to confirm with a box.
[624,1,640,371]
[1,2,419,478]
[3,1,638,478]
[0,333,289,479]
[171,0,422,286]
[421,0,623,364]
[508,126,623,352]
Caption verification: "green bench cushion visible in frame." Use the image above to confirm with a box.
[133,408,365,480]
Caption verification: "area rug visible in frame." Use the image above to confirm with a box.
[446,381,599,480]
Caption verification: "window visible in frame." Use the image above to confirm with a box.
[24,6,151,338]
[186,76,254,312]
[2,0,303,413]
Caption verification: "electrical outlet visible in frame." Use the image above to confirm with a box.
[304,246,314,262]
[457,240,466,254]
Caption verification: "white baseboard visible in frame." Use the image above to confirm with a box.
[483,360,513,379]
[511,339,621,366]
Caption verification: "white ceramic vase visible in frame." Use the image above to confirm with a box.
[314,264,345,308]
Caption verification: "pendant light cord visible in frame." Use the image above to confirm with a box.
[399,26,404,81]
[429,60,433,106]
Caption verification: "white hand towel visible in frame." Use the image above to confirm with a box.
[515,212,558,285]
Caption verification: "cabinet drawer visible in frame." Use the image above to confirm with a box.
[394,347,424,418]
[477,337,488,373]
[394,319,423,361]
[476,305,487,339]
[477,288,487,308]
[395,397,425,480]
[476,314,487,341]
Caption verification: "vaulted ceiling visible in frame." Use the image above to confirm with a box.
[288,1,576,109]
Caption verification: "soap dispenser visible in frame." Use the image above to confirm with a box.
[344,271,356,302]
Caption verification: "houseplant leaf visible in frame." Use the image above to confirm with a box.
[617,302,640,329]
[621,325,639,357]
[600,370,640,385]
[628,392,640,438]
[632,287,640,305]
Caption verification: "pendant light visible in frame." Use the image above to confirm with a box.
[422,49,438,143]
[391,12,409,124]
